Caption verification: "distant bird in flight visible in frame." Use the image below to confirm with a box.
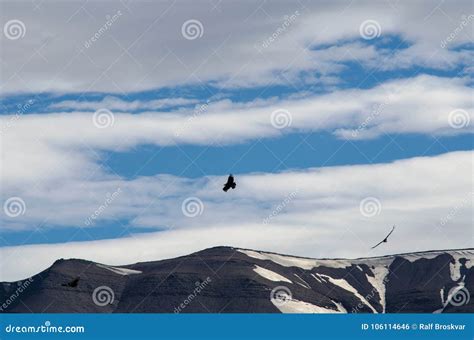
[371,225,395,249]
[223,174,236,192]
[62,277,80,288]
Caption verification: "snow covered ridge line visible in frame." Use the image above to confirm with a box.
[237,247,473,314]
[236,248,474,267]
[95,264,142,276]
[1,246,472,313]
[238,248,473,288]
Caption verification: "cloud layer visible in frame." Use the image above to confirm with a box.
[2,74,472,187]
[1,1,473,283]
[1,150,471,281]
[1,1,473,94]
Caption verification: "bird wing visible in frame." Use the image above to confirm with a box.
[371,240,384,249]
[371,226,395,249]
[385,225,396,239]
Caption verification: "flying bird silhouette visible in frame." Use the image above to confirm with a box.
[223,174,236,192]
[371,225,396,249]
[61,277,80,288]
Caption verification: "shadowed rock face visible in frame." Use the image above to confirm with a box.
[1,247,472,313]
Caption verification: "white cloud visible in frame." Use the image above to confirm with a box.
[0,151,471,281]
[49,96,199,112]
[2,74,472,187]
[1,1,472,94]
[1,0,473,283]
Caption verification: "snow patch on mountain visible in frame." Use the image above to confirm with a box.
[273,299,343,313]
[293,273,311,288]
[310,273,322,283]
[365,265,389,313]
[319,274,378,313]
[450,260,462,281]
[96,264,142,275]
[253,265,292,283]
[450,251,473,281]
[435,281,468,313]
[402,250,472,266]
[401,250,473,282]
[332,300,348,313]
[238,249,351,269]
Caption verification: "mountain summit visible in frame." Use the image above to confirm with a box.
[1,247,472,313]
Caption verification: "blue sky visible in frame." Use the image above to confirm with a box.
[1,0,473,280]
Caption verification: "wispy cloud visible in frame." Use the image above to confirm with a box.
[1,150,471,281]
[1,1,473,94]
[49,96,199,112]
[2,74,472,187]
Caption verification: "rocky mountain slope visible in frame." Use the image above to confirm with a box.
[1,247,472,313]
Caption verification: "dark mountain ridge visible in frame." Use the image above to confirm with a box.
[1,246,472,313]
